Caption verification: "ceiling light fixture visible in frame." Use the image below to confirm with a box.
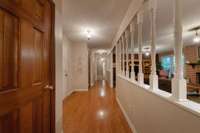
[86,30,92,40]
[193,30,200,43]
[189,26,200,44]
[145,52,150,57]
[96,49,107,54]
[100,57,105,62]
[143,46,151,57]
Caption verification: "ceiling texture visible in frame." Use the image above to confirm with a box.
[63,0,200,51]
[142,0,200,52]
[63,0,132,49]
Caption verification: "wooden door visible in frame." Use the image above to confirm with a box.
[0,0,55,133]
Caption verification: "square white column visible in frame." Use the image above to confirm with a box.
[171,0,187,101]
[125,31,130,78]
[130,22,136,81]
[137,11,144,85]
[149,0,158,90]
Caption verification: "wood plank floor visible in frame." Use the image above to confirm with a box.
[63,80,132,133]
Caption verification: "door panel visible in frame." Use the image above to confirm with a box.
[20,0,44,22]
[0,0,54,133]
[20,102,33,133]
[33,29,43,84]
[20,20,34,88]
[43,91,51,133]
[32,97,43,133]
[0,110,18,133]
[0,8,19,92]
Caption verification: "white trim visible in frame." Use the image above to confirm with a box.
[65,89,74,97]
[116,97,138,133]
[90,83,94,87]
[74,89,88,92]
[64,89,89,100]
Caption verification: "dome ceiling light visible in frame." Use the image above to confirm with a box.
[85,30,92,40]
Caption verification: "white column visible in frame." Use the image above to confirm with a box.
[137,11,144,84]
[130,22,135,81]
[122,34,127,77]
[110,52,113,88]
[125,31,130,78]
[116,42,118,75]
[121,37,125,76]
[117,41,121,75]
[149,0,158,90]
[171,0,187,101]
[122,35,126,76]
[119,40,122,75]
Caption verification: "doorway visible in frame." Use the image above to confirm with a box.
[97,57,106,80]
[112,47,116,88]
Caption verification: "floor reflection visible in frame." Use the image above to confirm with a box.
[97,110,106,119]
[63,80,132,133]
[100,89,106,97]
[99,80,106,97]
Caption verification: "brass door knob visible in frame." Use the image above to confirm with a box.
[44,85,54,90]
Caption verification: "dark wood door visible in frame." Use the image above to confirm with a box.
[0,0,55,133]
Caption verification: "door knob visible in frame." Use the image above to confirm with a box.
[44,85,54,90]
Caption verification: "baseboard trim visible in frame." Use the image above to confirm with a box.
[116,97,137,133]
[56,117,63,133]
[64,89,88,100]
[65,89,74,98]
[74,89,88,92]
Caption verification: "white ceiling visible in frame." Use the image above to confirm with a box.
[63,0,200,52]
[63,0,132,49]
[142,0,200,52]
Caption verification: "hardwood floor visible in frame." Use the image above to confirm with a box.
[63,80,132,133]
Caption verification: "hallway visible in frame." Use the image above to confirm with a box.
[63,80,132,133]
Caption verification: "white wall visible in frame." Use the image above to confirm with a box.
[54,0,64,132]
[55,12,88,132]
[90,50,96,86]
[116,76,200,133]
[106,53,113,87]
[97,57,106,80]
[55,1,74,133]
[90,50,97,86]
[63,35,90,93]
[71,43,89,90]
[63,33,73,96]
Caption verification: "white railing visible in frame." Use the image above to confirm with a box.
[114,0,200,116]
[116,0,186,102]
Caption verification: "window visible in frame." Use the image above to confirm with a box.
[161,56,175,79]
